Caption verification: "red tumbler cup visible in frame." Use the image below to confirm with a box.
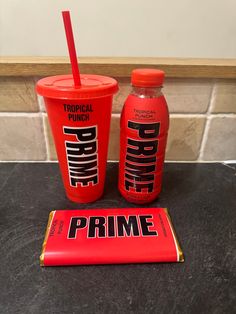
[36,74,118,203]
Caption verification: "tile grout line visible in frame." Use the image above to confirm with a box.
[37,95,45,112]
[0,112,235,117]
[38,95,48,161]
[112,113,121,118]
[41,113,50,161]
[198,83,216,161]
[170,113,236,118]
[170,113,206,118]
[112,112,236,118]
[0,112,42,117]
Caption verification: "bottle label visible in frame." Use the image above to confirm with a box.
[125,121,160,193]
[119,94,169,203]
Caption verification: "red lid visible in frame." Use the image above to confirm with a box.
[36,74,118,99]
[131,68,165,87]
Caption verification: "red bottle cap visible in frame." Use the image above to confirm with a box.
[36,74,118,99]
[131,68,165,87]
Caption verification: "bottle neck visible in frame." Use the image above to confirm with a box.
[131,86,163,98]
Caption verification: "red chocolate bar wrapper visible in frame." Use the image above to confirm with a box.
[40,208,184,266]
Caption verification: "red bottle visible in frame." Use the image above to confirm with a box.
[119,69,169,204]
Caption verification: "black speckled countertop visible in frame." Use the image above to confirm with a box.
[0,162,235,314]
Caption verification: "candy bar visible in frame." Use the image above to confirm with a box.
[40,208,184,266]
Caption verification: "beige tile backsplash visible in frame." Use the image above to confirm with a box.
[0,77,235,161]
[202,116,236,160]
[164,79,212,113]
[166,117,206,160]
[211,81,236,113]
[0,77,39,112]
[0,115,46,160]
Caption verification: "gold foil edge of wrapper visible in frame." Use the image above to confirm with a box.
[40,210,55,266]
[163,208,184,262]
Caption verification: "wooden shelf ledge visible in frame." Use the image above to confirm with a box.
[1,56,236,78]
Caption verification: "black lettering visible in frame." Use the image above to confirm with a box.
[69,160,97,177]
[125,162,155,174]
[127,139,158,156]
[125,162,155,183]
[68,114,89,121]
[71,176,98,187]
[64,126,96,141]
[136,183,153,192]
[66,142,84,149]
[139,215,157,236]
[67,142,97,156]
[108,216,115,237]
[125,180,134,191]
[68,114,73,120]
[68,154,97,162]
[68,217,87,239]
[125,173,154,182]
[126,154,156,164]
[88,217,106,238]
[64,104,93,113]
[70,169,97,178]
[125,181,153,192]
[69,162,97,170]
[128,121,160,139]
[65,126,98,187]
[117,216,139,236]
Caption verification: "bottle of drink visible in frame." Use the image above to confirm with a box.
[119,69,169,204]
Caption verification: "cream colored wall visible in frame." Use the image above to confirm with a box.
[0,0,236,58]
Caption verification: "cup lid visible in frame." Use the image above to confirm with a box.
[36,74,118,99]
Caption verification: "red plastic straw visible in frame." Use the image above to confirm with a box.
[62,11,81,87]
